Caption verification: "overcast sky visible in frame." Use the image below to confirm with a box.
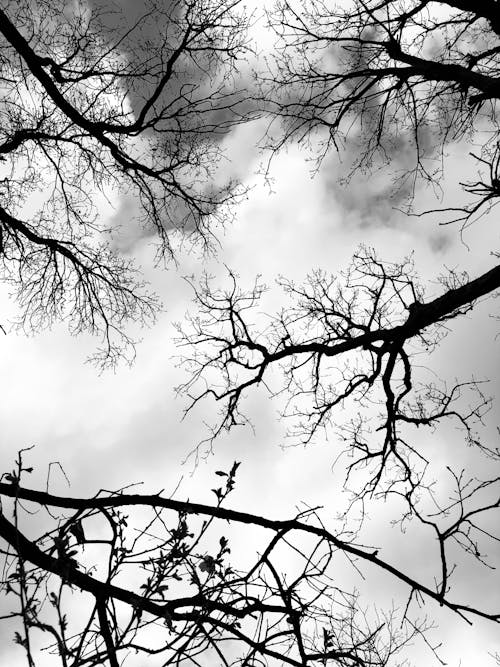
[0,2,499,665]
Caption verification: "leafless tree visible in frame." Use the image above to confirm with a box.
[2,449,496,667]
[174,1,500,660]
[177,247,500,562]
[262,0,500,225]
[175,260,500,659]
[2,1,500,665]
[0,0,252,365]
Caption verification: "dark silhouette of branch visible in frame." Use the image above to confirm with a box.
[0,0,254,364]
[1,2,500,665]
[0,455,497,665]
[261,0,500,225]
[177,248,500,612]
[178,250,496,484]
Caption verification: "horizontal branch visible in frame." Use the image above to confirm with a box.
[1,483,499,624]
[259,262,500,362]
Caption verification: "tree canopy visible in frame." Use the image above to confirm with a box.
[0,1,499,666]
[0,0,251,365]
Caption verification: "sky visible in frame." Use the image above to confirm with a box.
[0,1,499,665]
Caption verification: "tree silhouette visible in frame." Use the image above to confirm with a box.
[262,0,500,225]
[0,450,494,667]
[1,1,500,666]
[176,0,500,661]
[0,0,251,365]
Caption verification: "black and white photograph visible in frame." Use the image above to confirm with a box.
[0,1,499,665]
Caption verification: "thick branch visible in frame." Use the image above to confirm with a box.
[0,484,499,624]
